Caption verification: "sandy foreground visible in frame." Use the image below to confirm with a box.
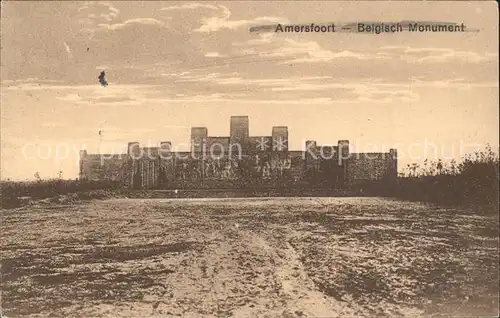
[1,197,498,317]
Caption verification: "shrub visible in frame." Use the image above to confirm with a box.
[391,145,499,209]
[0,179,122,208]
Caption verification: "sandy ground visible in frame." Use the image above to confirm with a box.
[1,197,498,317]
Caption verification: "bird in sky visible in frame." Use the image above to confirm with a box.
[98,71,108,87]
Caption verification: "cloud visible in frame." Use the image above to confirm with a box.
[57,93,83,102]
[3,84,159,106]
[1,78,63,86]
[41,122,67,128]
[193,4,287,33]
[166,68,497,103]
[145,94,335,105]
[164,70,418,103]
[224,34,497,85]
[173,72,333,86]
[94,96,136,104]
[233,37,389,65]
[77,2,121,39]
[380,46,452,53]
[412,51,497,64]
[160,3,219,11]
[404,78,497,89]
[97,18,165,31]
[380,46,497,64]
[205,52,228,58]
[57,94,142,106]
[52,85,163,106]
[77,3,168,38]
[233,33,276,46]
[274,39,389,63]
[5,84,95,91]
[354,86,420,103]
[268,81,419,103]
[79,1,119,22]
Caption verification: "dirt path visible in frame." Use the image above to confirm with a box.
[1,197,498,317]
[229,230,356,318]
[269,237,356,317]
[66,226,355,318]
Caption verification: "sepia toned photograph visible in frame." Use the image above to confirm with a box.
[1,1,498,317]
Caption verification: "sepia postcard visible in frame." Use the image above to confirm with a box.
[0,1,498,317]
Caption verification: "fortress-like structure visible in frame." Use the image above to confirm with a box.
[80,116,397,189]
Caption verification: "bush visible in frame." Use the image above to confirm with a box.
[0,179,122,208]
[362,145,499,210]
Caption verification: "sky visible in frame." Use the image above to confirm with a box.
[1,1,498,180]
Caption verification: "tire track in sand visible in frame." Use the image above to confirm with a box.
[232,229,358,317]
